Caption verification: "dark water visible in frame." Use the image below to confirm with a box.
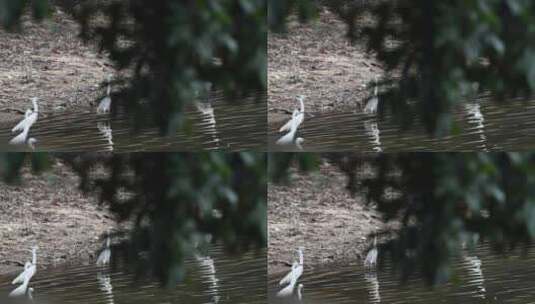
[268,243,535,303]
[0,246,266,304]
[0,93,266,152]
[269,98,535,152]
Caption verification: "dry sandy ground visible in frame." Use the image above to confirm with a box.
[0,159,115,276]
[0,6,113,122]
[268,161,394,277]
[268,8,384,125]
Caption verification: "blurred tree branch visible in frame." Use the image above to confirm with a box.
[0,152,267,285]
[269,152,535,284]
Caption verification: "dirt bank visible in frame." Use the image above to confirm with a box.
[0,159,115,276]
[268,8,384,118]
[268,161,395,277]
[0,6,114,123]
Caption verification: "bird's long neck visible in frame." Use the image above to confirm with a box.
[32,100,38,113]
[32,249,36,265]
[106,84,111,96]
[106,237,110,248]
[299,98,304,113]
[373,236,377,248]
[298,249,303,265]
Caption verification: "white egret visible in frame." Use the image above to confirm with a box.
[97,75,112,114]
[12,247,37,285]
[9,128,31,145]
[364,236,378,268]
[10,98,38,147]
[12,98,38,133]
[12,262,32,285]
[276,116,304,149]
[276,276,298,297]
[277,248,304,298]
[96,236,111,266]
[364,77,379,115]
[279,262,298,286]
[12,109,32,133]
[9,132,37,150]
[279,95,305,133]
[8,276,32,298]
[279,109,298,133]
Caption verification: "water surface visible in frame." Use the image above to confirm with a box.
[269,243,535,303]
[0,245,266,304]
[1,93,266,152]
[269,98,535,152]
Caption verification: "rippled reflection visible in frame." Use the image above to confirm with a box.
[364,119,382,152]
[196,255,220,304]
[269,243,535,303]
[0,92,266,152]
[462,255,486,300]
[464,103,487,151]
[97,272,114,304]
[0,245,266,304]
[269,98,535,151]
[364,272,381,303]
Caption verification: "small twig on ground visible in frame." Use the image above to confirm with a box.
[4,260,25,267]
[0,107,26,114]
[269,107,293,114]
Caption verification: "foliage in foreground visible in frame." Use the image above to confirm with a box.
[0,0,266,133]
[0,152,267,286]
[270,152,535,284]
[270,0,535,135]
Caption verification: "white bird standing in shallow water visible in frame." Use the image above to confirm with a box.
[96,235,111,266]
[277,248,304,298]
[97,75,112,114]
[364,236,378,268]
[278,96,305,146]
[364,77,379,115]
[279,95,305,133]
[276,114,304,149]
[10,247,37,298]
[9,276,33,298]
[10,98,38,148]
[12,247,37,285]
[278,95,305,149]
[12,262,32,285]
[12,109,32,133]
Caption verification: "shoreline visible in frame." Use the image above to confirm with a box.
[268,8,384,116]
[0,160,115,276]
[268,161,396,277]
[0,6,114,123]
